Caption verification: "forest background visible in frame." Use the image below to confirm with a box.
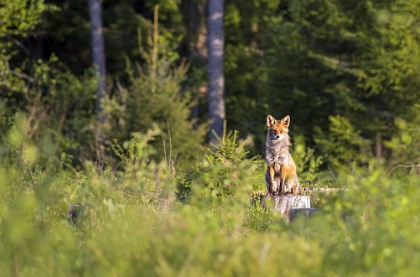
[1,0,420,276]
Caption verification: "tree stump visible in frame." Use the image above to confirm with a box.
[260,194,311,221]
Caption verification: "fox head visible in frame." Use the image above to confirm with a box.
[267,114,290,141]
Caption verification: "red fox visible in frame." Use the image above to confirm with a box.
[265,114,300,195]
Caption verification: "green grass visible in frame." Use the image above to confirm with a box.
[1,130,420,276]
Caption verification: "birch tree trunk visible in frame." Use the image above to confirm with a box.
[88,0,107,123]
[207,0,225,145]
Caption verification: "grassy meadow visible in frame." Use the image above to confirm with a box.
[1,123,420,276]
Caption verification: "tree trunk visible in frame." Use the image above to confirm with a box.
[181,0,207,61]
[207,0,225,145]
[181,0,208,128]
[88,0,107,123]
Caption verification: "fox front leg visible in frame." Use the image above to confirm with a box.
[269,165,277,194]
[280,165,287,195]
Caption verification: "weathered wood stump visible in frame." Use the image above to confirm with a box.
[260,194,312,221]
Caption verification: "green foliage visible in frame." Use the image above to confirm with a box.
[0,0,47,42]
[300,169,420,276]
[1,0,203,166]
[185,131,264,208]
[2,120,420,275]
[292,134,324,185]
[315,115,371,166]
[109,128,177,201]
[3,0,420,169]
[221,0,420,169]
[0,0,99,163]
[116,33,206,164]
[385,104,420,174]
[1,59,98,161]
[2,1,420,275]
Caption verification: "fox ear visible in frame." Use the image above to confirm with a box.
[267,115,276,127]
[281,115,290,128]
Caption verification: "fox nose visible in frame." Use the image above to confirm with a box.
[276,135,280,139]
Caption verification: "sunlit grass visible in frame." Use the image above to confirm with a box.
[1,122,420,276]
